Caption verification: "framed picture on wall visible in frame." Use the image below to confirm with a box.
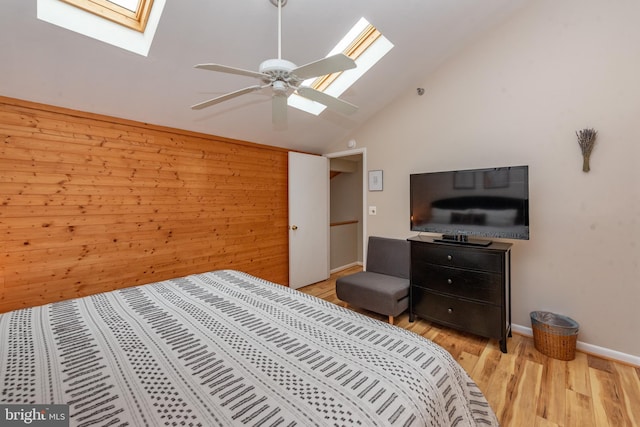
[368,170,383,191]
[453,171,475,189]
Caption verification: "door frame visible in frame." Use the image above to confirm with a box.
[325,147,368,268]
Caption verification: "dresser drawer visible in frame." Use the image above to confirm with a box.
[411,242,504,273]
[411,261,502,304]
[411,288,503,339]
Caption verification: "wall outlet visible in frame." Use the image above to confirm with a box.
[368,206,377,215]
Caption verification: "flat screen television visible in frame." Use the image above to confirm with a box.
[410,165,529,245]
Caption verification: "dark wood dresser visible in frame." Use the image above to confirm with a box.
[408,235,512,353]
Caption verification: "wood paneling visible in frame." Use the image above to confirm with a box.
[0,96,289,312]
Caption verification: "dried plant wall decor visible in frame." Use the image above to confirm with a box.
[576,128,597,172]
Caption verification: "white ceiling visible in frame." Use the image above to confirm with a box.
[0,0,528,153]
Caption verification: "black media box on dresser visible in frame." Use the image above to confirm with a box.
[408,235,512,353]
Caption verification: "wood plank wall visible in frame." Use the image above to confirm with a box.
[0,96,289,313]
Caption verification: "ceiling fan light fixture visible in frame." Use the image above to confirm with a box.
[272,80,288,95]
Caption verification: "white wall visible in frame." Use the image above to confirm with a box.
[327,0,640,358]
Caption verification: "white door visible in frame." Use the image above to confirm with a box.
[288,152,329,289]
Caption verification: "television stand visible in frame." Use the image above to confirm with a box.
[408,236,512,353]
[434,234,492,247]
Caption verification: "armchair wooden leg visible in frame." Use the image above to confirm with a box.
[388,315,394,325]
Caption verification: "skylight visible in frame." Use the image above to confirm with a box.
[37,0,165,56]
[288,18,393,116]
[59,0,153,31]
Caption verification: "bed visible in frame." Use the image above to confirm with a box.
[0,270,498,426]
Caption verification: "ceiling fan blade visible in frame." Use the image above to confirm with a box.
[296,86,358,115]
[292,53,356,80]
[191,85,263,110]
[272,94,288,127]
[194,63,268,80]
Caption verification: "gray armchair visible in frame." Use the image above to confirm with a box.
[336,236,410,324]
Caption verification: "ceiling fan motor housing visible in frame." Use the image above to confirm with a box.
[259,59,301,86]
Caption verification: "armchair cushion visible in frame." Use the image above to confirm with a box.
[335,236,410,321]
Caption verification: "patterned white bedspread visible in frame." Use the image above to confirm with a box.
[0,270,498,426]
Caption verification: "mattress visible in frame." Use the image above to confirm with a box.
[0,270,498,426]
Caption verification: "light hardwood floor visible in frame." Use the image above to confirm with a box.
[297,266,640,427]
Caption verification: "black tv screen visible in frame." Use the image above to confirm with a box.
[410,166,529,241]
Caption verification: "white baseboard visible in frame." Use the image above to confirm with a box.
[512,323,640,367]
[330,262,362,274]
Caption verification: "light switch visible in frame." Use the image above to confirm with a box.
[368,206,377,215]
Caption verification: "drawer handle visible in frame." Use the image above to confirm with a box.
[447,278,453,285]
[447,308,453,314]
[447,255,452,261]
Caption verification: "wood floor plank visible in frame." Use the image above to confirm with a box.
[589,366,629,426]
[298,267,639,427]
[566,352,592,396]
[508,360,544,426]
[537,357,567,426]
[457,350,479,375]
[613,363,640,426]
[565,389,596,427]
[534,415,561,427]
[484,352,517,423]
[470,345,502,392]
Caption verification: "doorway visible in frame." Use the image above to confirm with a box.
[326,148,367,273]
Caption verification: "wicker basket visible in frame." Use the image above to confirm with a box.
[530,311,579,361]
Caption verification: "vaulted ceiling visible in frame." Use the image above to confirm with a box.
[1,0,528,153]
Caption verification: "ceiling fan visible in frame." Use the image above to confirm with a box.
[191,0,359,126]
